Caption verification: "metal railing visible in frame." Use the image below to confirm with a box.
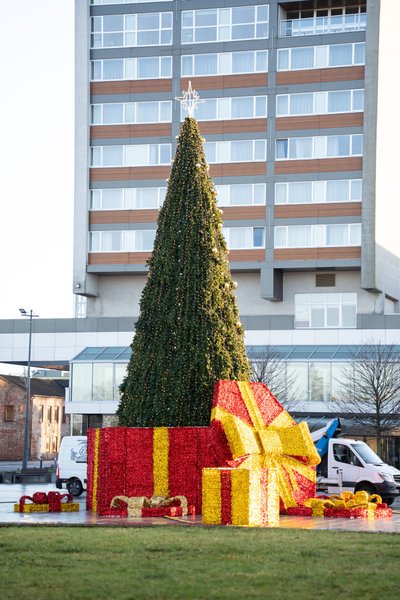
[279,14,367,37]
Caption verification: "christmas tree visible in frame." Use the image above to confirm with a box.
[117,112,250,427]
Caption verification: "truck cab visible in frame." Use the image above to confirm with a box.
[323,437,400,504]
[312,418,400,505]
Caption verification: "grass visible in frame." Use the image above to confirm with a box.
[0,526,399,599]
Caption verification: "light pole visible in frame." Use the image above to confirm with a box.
[19,308,39,469]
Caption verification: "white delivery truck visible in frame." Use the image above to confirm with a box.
[55,436,87,497]
[312,419,400,505]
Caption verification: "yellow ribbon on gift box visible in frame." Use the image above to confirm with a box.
[212,382,321,508]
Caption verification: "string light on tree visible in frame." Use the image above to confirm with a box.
[117,90,249,427]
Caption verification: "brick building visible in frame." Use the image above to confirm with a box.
[0,375,69,461]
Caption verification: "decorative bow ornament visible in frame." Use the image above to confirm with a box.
[110,495,188,517]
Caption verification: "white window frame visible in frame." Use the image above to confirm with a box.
[91,57,173,81]
[181,5,269,44]
[204,140,266,163]
[91,101,172,125]
[275,134,363,160]
[181,95,267,121]
[90,230,156,252]
[280,7,367,38]
[90,144,172,167]
[91,12,173,49]
[276,89,364,116]
[274,224,361,248]
[275,180,362,204]
[294,293,357,329]
[181,50,268,77]
[222,227,265,249]
[91,188,167,210]
[216,183,266,207]
[277,42,365,71]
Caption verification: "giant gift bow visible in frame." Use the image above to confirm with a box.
[211,381,321,509]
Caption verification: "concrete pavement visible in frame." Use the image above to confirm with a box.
[1,483,399,532]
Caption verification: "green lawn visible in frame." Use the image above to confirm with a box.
[0,526,398,599]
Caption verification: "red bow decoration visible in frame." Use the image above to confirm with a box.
[19,491,73,513]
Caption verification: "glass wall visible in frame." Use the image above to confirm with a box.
[71,362,127,403]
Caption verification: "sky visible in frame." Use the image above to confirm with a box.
[0,0,74,321]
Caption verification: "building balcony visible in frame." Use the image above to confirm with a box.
[279,14,366,38]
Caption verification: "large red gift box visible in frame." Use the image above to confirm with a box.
[86,427,218,514]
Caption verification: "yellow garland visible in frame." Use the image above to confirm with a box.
[153,428,169,497]
[14,503,79,513]
[303,491,382,513]
[92,428,101,513]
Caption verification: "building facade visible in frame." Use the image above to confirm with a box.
[0,376,69,461]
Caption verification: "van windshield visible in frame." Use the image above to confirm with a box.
[350,443,383,466]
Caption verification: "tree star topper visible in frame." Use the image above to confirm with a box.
[176,81,204,117]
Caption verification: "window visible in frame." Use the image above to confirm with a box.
[181,50,268,77]
[91,187,167,210]
[4,405,14,422]
[92,101,172,125]
[216,183,265,206]
[276,135,363,160]
[90,230,156,252]
[182,5,268,44]
[91,144,171,167]
[183,95,267,121]
[91,56,172,81]
[222,227,265,249]
[47,407,52,423]
[204,140,266,163]
[275,224,361,248]
[294,293,357,328]
[55,406,60,423]
[276,89,363,116]
[39,405,44,423]
[71,362,128,403]
[275,179,362,204]
[91,12,173,48]
[93,363,114,401]
[280,5,367,37]
[277,42,365,71]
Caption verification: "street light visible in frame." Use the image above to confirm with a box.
[19,308,39,469]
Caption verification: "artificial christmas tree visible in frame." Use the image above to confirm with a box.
[117,113,250,427]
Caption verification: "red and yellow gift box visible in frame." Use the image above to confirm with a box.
[202,467,279,527]
[87,426,218,514]
[210,381,321,511]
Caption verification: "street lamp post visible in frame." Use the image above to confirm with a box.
[19,308,39,470]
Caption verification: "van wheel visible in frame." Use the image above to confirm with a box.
[67,478,83,497]
[382,498,395,506]
[354,482,376,496]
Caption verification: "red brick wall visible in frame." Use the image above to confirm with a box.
[0,379,26,460]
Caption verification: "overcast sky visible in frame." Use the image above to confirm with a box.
[0,0,74,321]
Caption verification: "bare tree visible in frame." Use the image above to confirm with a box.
[332,341,400,454]
[250,346,299,412]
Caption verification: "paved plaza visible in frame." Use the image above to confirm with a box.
[1,483,399,533]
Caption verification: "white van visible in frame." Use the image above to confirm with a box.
[55,436,87,497]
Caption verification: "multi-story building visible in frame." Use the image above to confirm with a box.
[1,0,400,463]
